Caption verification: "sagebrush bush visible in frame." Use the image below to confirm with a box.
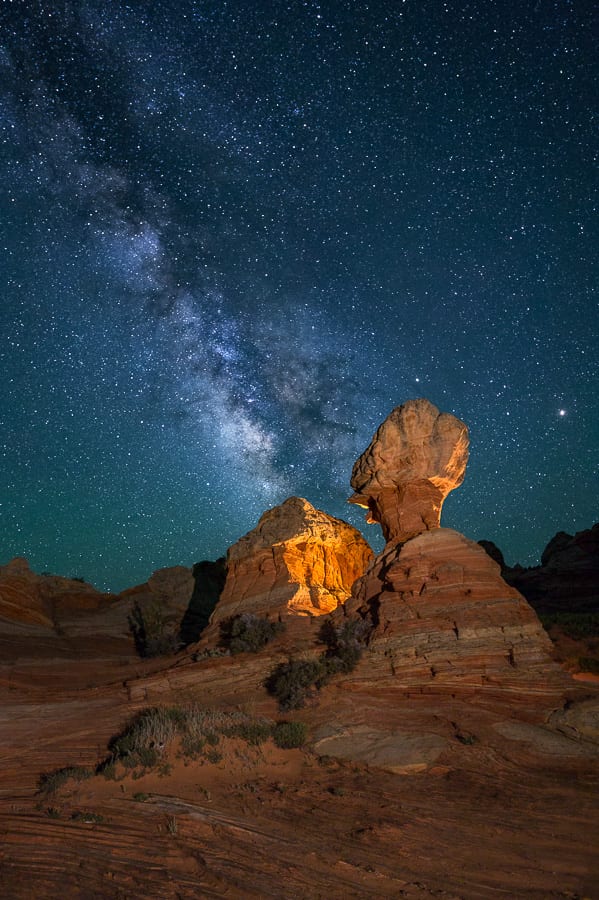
[38,766,93,795]
[272,720,308,749]
[104,705,296,770]
[265,619,370,710]
[319,617,370,672]
[128,598,180,658]
[265,658,331,710]
[220,613,285,654]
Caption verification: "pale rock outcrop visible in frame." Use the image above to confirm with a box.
[206,497,373,631]
[349,398,469,543]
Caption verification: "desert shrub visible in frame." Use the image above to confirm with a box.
[129,598,180,658]
[266,658,331,710]
[38,766,93,795]
[98,761,118,780]
[220,613,285,654]
[579,656,599,674]
[109,707,178,764]
[103,704,306,772]
[272,720,308,749]
[319,618,371,673]
[227,719,272,746]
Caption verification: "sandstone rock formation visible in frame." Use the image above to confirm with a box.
[0,557,196,658]
[349,398,469,543]
[342,528,561,691]
[340,400,564,696]
[0,557,114,634]
[205,497,373,634]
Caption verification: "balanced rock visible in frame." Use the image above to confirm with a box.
[340,401,564,697]
[349,398,469,543]
[206,497,373,631]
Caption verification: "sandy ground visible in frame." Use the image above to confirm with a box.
[1,645,599,900]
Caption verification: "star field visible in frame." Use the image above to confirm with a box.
[1,0,597,590]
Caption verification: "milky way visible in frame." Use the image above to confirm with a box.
[1,1,596,590]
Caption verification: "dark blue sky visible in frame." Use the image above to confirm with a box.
[1,0,597,590]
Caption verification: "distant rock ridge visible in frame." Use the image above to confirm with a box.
[349,398,469,543]
[479,523,599,616]
[0,557,197,656]
[203,497,373,637]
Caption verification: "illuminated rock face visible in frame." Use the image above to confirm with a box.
[349,398,469,543]
[207,496,373,628]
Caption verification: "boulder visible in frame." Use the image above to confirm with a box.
[349,398,469,543]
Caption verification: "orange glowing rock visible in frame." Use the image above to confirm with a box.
[206,496,373,631]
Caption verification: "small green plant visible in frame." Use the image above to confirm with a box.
[227,719,272,746]
[272,720,308,749]
[205,748,223,764]
[71,811,104,824]
[46,807,61,818]
[133,792,150,802]
[98,760,118,780]
[166,815,178,836]
[220,614,285,654]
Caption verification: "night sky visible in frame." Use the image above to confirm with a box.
[1,1,596,592]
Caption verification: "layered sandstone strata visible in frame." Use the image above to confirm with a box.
[340,400,564,695]
[343,528,560,687]
[206,496,373,629]
[349,398,469,543]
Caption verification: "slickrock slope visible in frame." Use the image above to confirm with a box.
[203,496,372,637]
[0,557,111,631]
[349,398,469,543]
[342,528,562,693]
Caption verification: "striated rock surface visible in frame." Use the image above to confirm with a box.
[349,398,469,543]
[0,557,113,634]
[206,497,373,632]
[342,528,562,692]
[340,400,564,698]
[0,557,196,658]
